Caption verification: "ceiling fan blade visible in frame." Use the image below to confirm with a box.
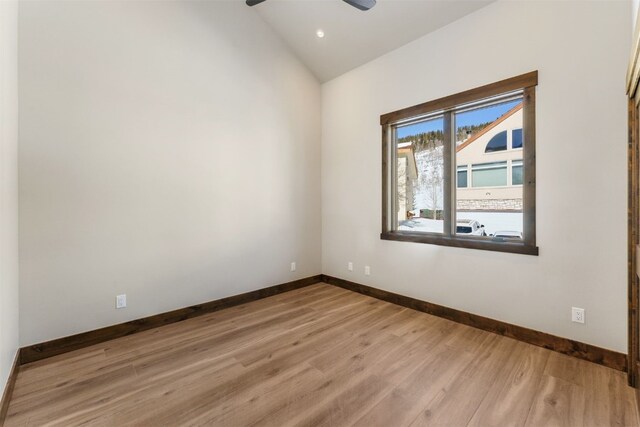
[342,0,376,11]
[246,0,267,6]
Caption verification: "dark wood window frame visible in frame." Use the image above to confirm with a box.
[380,71,539,256]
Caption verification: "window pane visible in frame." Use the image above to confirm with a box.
[455,98,523,237]
[457,166,468,188]
[395,116,444,234]
[472,162,508,187]
[512,160,523,185]
[512,128,523,149]
[485,131,507,152]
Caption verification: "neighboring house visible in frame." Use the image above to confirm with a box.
[456,103,523,211]
[397,142,418,221]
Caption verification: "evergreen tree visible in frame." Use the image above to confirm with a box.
[398,121,492,151]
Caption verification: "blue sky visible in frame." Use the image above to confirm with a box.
[396,99,521,139]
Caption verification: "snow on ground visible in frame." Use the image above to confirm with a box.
[399,211,522,236]
[462,212,522,235]
[399,217,444,233]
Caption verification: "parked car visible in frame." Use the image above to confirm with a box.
[491,230,523,240]
[456,219,486,236]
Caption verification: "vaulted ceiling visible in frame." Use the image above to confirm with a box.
[253,0,494,82]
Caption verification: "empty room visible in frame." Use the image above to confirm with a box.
[2,0,640,425]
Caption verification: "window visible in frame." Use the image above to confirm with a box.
[471,162,508,187]
[395,116,445,233]
[512,128,523,149]
[380,72,538,255]
[512,159,523,185]
[457,165,468,188]
[485,131,507,153]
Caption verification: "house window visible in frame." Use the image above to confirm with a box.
[380,71,538,255]
[512,160,523,185]
[457,165,468,188]
[485,131,507,152]
[512,128,523,149]
[471,162,508,187]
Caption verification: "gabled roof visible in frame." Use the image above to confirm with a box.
[456,103,523,153]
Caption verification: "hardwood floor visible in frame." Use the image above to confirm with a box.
[5,283,639,426]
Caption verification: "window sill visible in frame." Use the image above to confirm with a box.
[380,231,539,256]
[463,185,518,190]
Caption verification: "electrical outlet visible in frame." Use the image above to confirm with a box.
[290,262,296,272]
[571,307,585,324]
[364,265,371,276]
[116,294,127,309]
[348,262,353,271]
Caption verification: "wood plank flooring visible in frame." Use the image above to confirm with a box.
[5,283,639,426]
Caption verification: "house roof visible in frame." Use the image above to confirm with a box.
[456,102,523,153]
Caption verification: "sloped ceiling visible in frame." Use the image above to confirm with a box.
[253,0,495,82]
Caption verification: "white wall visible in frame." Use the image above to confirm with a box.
[633,0,639,33]
[0,0,19,398]
[19,1,321,345]
[322,0,630,352]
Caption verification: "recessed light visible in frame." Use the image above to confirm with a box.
[316,29,325,38]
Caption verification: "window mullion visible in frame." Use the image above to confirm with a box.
[443,111,453,237]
